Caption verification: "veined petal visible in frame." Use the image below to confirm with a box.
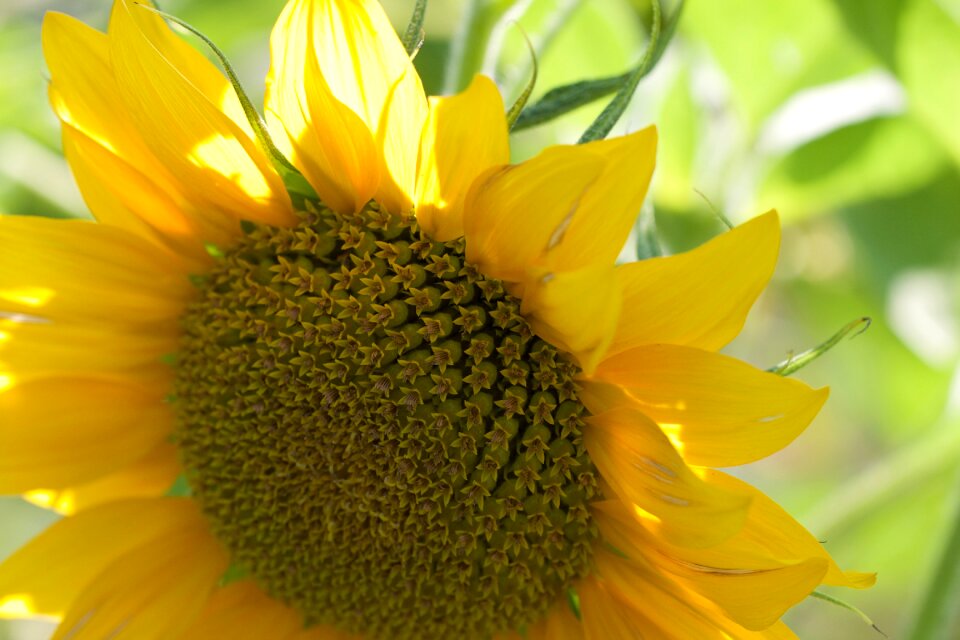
[540,127,657,272]
[699,471,875,590]
[464,129,654,283]
[416,74,509,242]
[0,317,176,377]
[374,63,428,213]
[51,518,228,640]
[0,498,202,619]
[0,376,173,493]
[610,211,780,356]
[280,0,416,136]
[583,407,750,547]
[593,500,827,631]
[266,0,380,213]
[587,343,829,467]
[527,598,585,640]
[177,582,304,640]
[578,575,665,639]
[463,146,604,283]
[266,0,427,213]
[521,264,622,375]
[108,0,294,228]
[42,12,175,180]
[43,12,256,252]
[591,550,800,639]
[24,442,181,516]
[0,216,190,325]
[61,123,213,266]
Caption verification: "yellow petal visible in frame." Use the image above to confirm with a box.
[24,442,181,516]
[583,407,750,547]
[108,0,294,228]
[177,582,305,640]
[415,74,509,241]
[463,146,604,283]
[540,127,658,272]
[594,500,827,631]
[0,376,172,492]
[586,343,829,467]
[266,0,380,213]
[0,317,177,377]
[43,12,257,252]
[43,12,140,151]
[266,0,427,212]
[0,498,203,619]
[760,623,800,640]
[610,211,780,356]
[700,471,876,590]
[52,519,228,640]
[375,64,429,212]
[578,575,665,639]
[61,123,212,267]
[527,598,585,640]
[0,216,190,325]
[520,264,622,375]
[591,549,799,639]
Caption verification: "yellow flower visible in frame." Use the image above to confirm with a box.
[0,1,873,638]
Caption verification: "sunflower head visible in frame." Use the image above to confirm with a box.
[0,1,874,639]
[175,202,599,637]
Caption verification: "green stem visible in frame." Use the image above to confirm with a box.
[808,419,960,537]
[908,468,960,640]
[443,0,484,93]
[443,0,523,93]
[767,317,871,376]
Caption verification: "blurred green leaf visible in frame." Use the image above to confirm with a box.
[683,0,875,128]
[634,201,662,259]
[654,66,699,211]
[843,171,960,287]
[834,0,960,167]
[908,471,960,640]
[443,0,520,92]
[760,116,947,219]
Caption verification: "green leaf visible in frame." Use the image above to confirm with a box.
[506,28,539,129]
[511,0,682,134]
[834,0,960,168]
[402,0,429,56]
[682,0,874,128]
[634,200,662,259]
[219,563,250,586]
[512,73,625,131]
[165,475,193,497]
[760,116,948,220]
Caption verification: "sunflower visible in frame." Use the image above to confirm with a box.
[0,0,873,638]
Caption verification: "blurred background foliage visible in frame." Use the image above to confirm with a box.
[1,0,958,638]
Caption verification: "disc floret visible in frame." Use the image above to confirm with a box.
[174,202,601,639]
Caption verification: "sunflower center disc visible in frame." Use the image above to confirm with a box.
[174,202,600,639]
